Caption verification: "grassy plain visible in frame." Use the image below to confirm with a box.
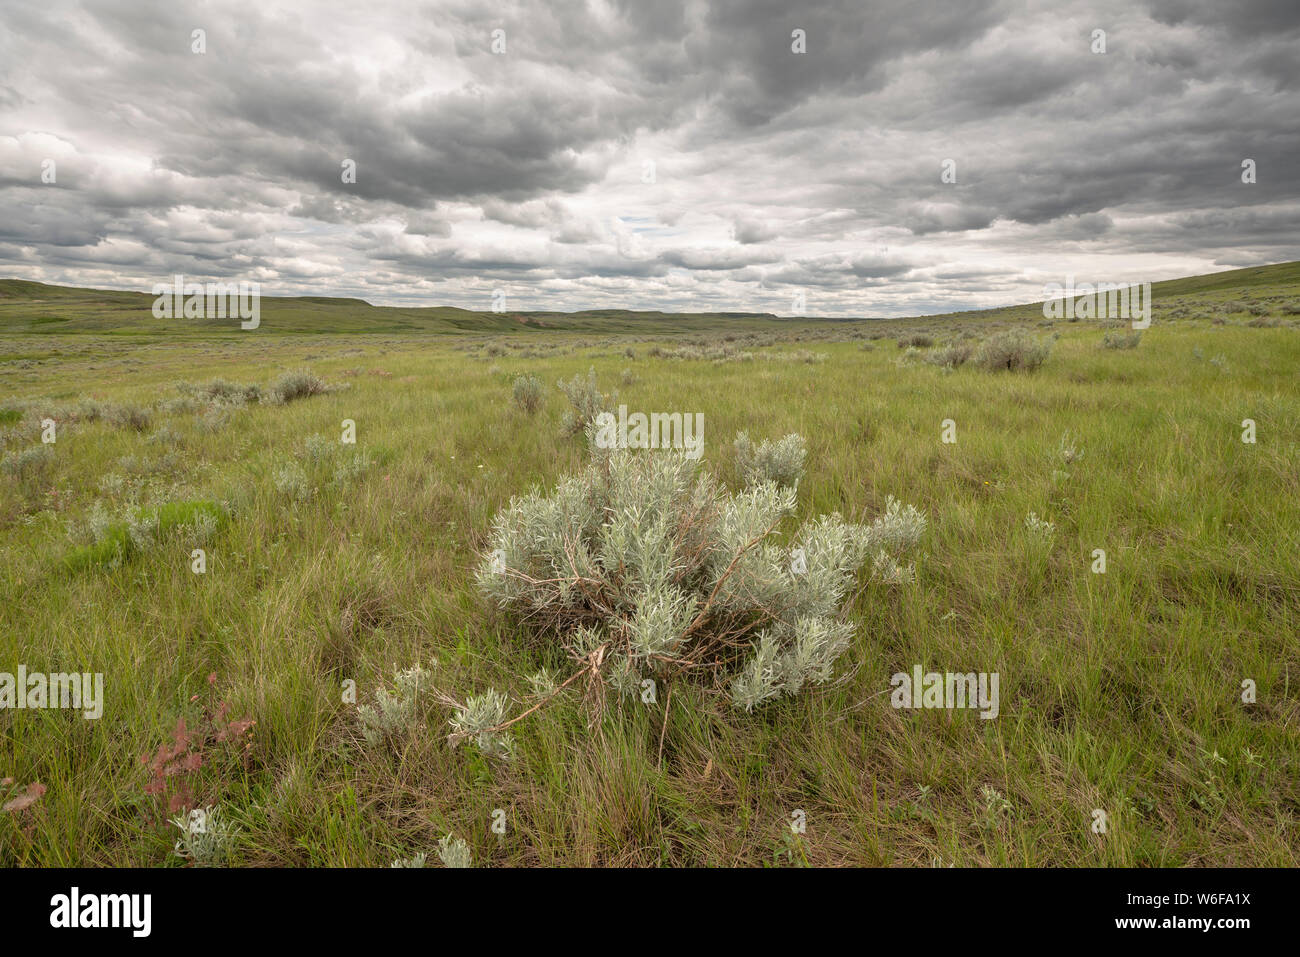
[1,262,1297,866]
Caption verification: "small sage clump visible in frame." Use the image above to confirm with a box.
[1024,511,1056,540]
[391,834,472,869]
[923,342,973,369]
[557,367,612,435]
[733,431,807,489]
[270,369,331,403]
[438,833,472,868]
[1102,330,1142,350]
[1022,511,1057,567]
[449,688,513,758]
[171,805,240,866]
[973,329,1052,372]
[512,374,545,414]
[1,444,54,478]
[358,665,433,746]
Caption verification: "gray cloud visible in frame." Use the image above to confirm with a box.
[0,0,1296,316]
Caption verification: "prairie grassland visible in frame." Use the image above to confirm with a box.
[1,291,1298,867]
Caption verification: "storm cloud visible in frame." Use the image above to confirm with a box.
[1,0,1297,316]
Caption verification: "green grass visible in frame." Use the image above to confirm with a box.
[1,265,1297,867]
[61,500,227,572]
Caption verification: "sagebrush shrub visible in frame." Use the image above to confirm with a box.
[923,342,973,369]
[109,404,153,432]
[894,346,923,367]
[557,367,612,435]
[178,379,262,404]
[388,834,472,868]
[273,462,310,501]
[733,431,807,489]
[301,433,372,485]
[200,406,231,432]
[1,444,53,477]
[512,374,545,414]
[476,431,926,715]
[761,349,827,364]
[357,665,432,746]
[271,369,329,403]
[438,833,472,868]
[171,804,240,866]
[974,329,1052,372]
[1024,511,1056,539]
[1056,431,1084,465]
[1102,330,1142,349]
[73,398,109,422]
[448,688,513,758]
[897,333,934,349]
[149,425,184,446]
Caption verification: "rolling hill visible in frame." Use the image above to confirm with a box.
[1,260,1298,336]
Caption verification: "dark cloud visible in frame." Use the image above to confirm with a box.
[0,0,1296,316]
[1147,0,1300,36]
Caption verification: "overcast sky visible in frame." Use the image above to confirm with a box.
[1,0,1297,316]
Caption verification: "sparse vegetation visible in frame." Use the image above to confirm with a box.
[1,263,1298,867]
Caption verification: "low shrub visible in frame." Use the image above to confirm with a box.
[475,431,927,720]
[1,444,53,478]
[973,329,1052,372]
[897,333,934,349]
[1102,330,1143,349]
[733,431,807,489]
[512,374,545,415]
[557,367,612,435]
[109,404,153,432]
[270,369,330,403]
[178,379,263,404]
[923,342,973,369]
[357,665,433,747]
[141,674,254,819]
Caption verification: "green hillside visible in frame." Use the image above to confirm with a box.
[1,260,1298,336]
